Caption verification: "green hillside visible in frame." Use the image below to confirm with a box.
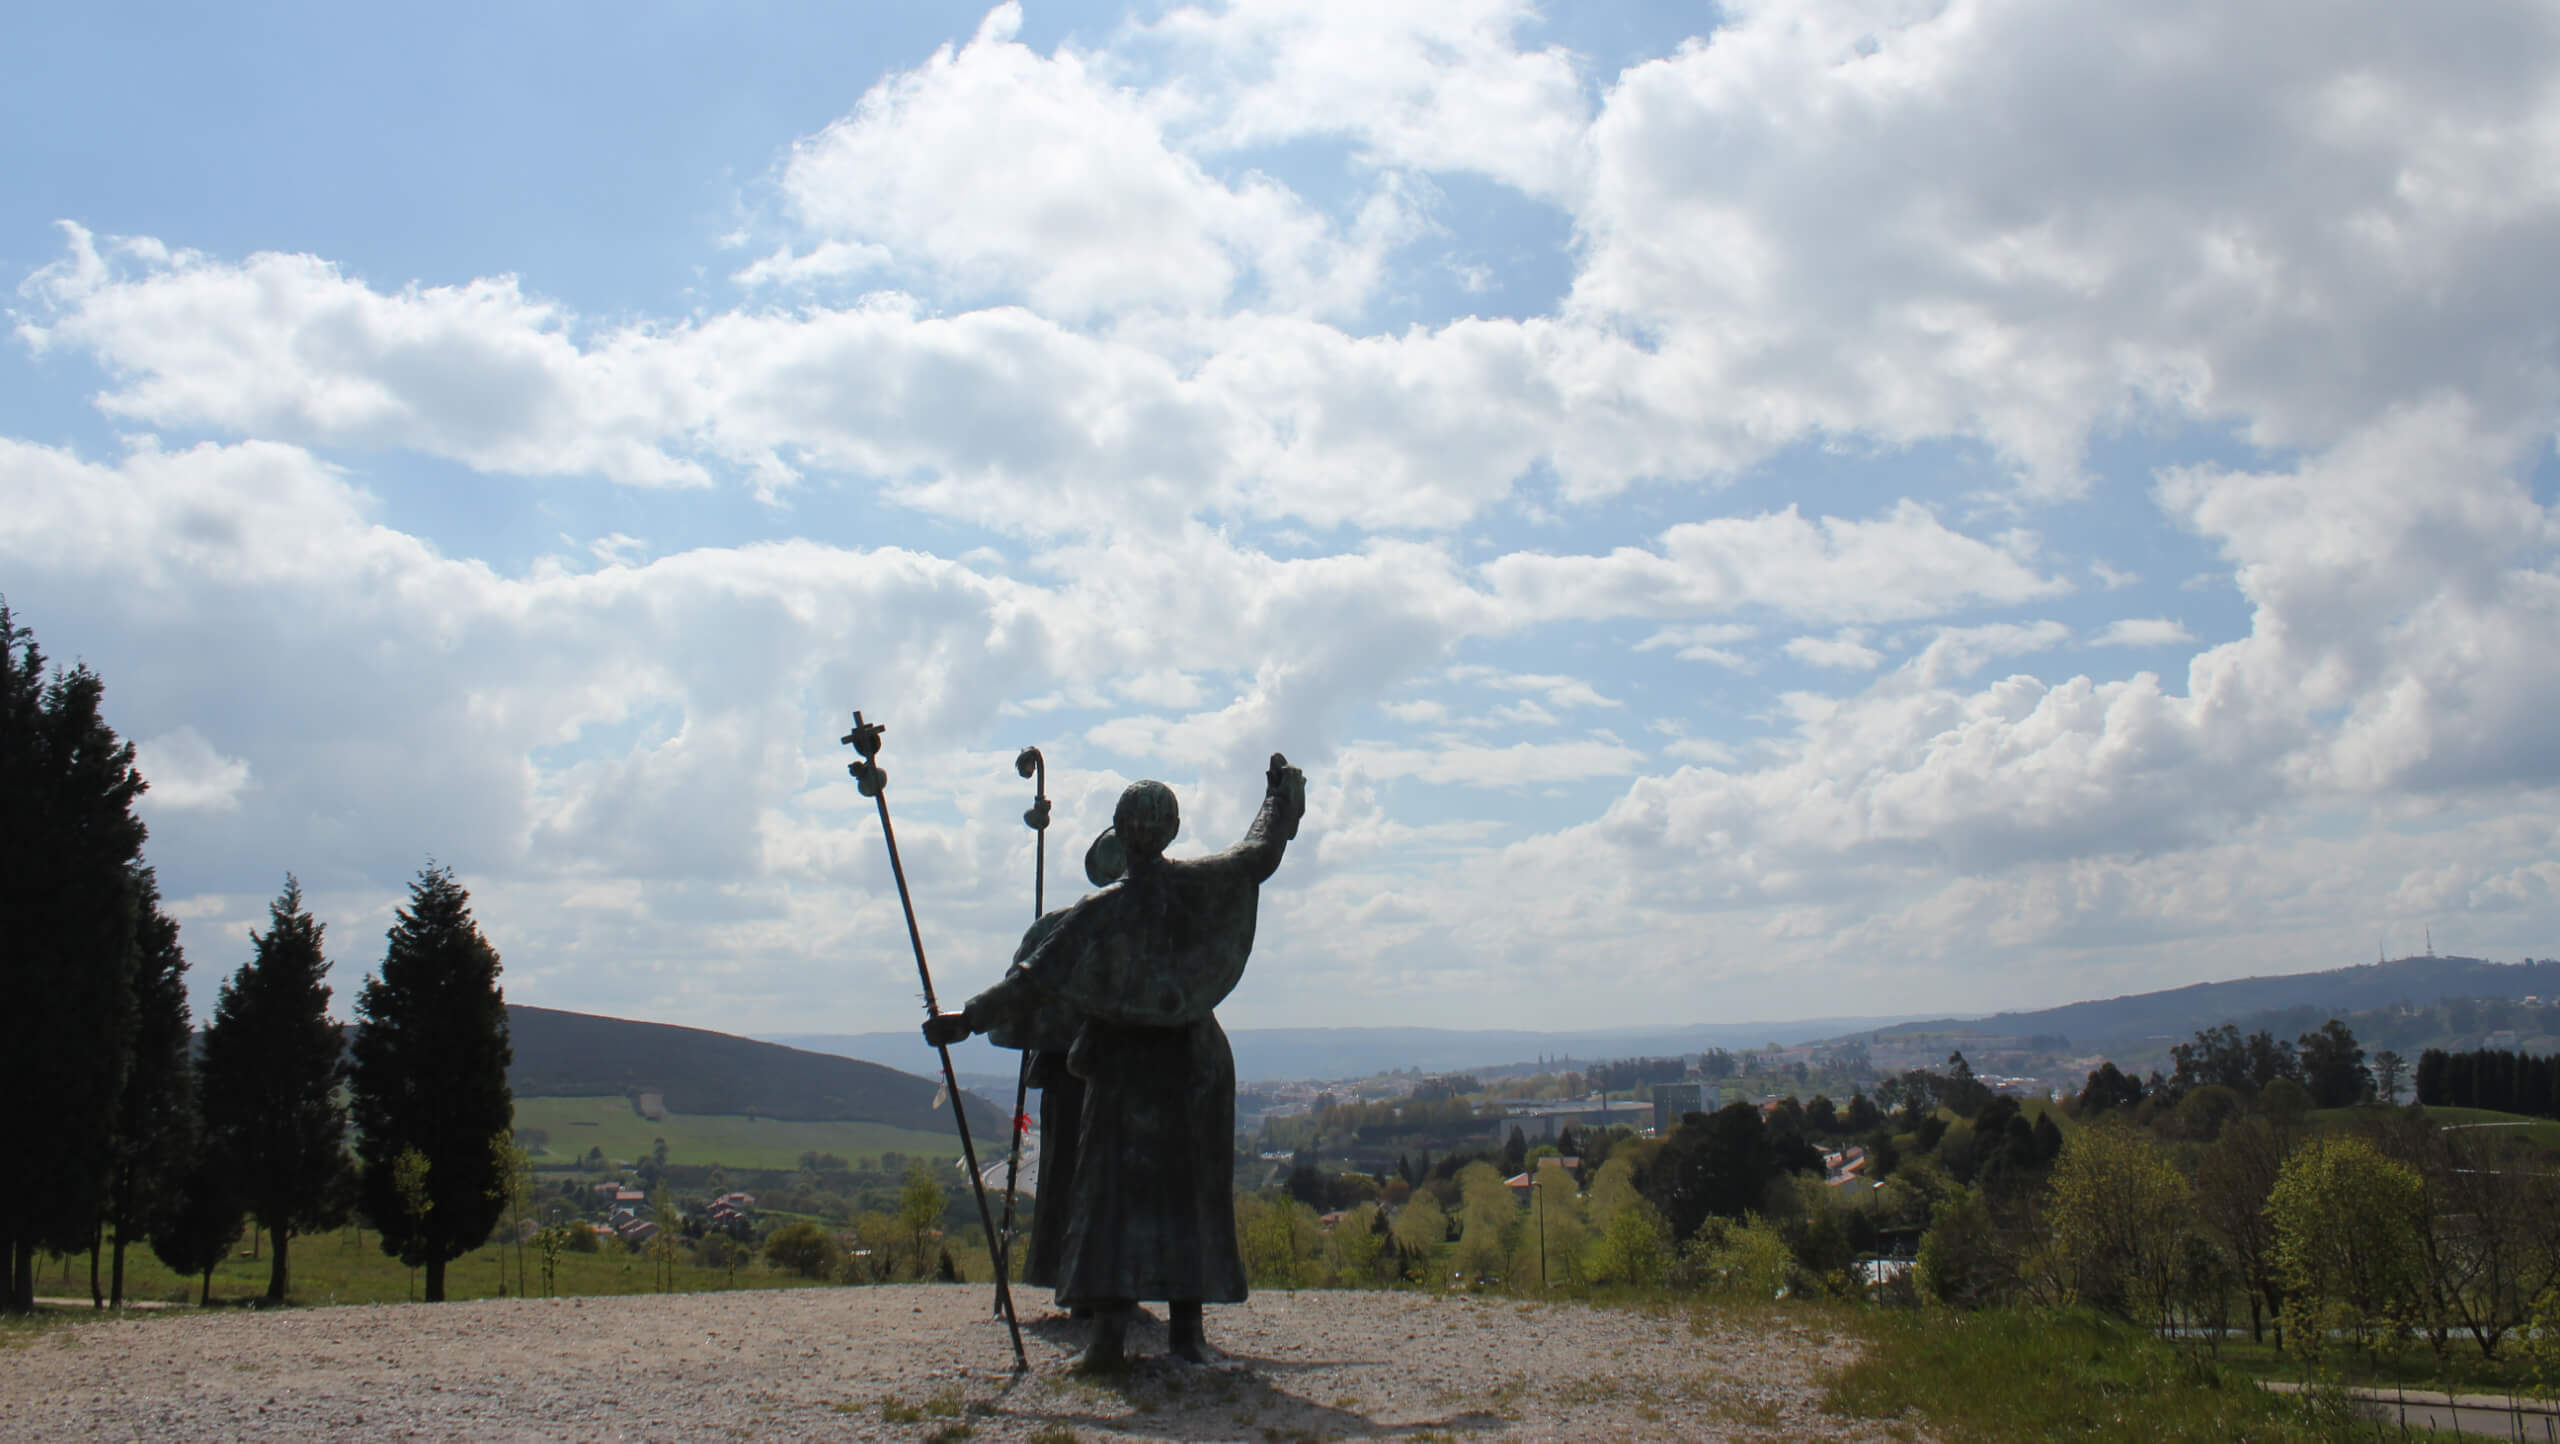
[504,1003,1006,1138]
[1874,954,2560,1054]
[512,1095,964,1172]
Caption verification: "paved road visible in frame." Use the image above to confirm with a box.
[2265,1381,2560,1439]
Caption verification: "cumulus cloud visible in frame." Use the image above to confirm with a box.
[134,727,252,812]
[1783,630,1882,671]
[1568,0,2560,495]
[1482,501,2067,623]
[2093,618,2196,648]
[775,3,1420,321]
[1137,0,1593,201]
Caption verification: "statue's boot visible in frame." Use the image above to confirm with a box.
[1075,1303,1132,1371]
[1168,1300,1212,1364]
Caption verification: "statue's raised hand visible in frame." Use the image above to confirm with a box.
[1266,752,1306,838]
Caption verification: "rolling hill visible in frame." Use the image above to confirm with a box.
[1866,955,2560,1053]
[505,1004,1006,1139]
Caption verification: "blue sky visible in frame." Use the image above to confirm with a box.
[6,0,2558,1038]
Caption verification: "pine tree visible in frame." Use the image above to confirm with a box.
[200,878,353,1303]
[0,604,149,1312]
[104,870,195,1308]
[351,865,513,1303]
[147,1083,245,1307]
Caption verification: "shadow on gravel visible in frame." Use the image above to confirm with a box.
[1006,1310,1511,1439]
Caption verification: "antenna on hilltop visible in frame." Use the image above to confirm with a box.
[2427,926,2436,959]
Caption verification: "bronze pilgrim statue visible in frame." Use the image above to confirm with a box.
[925,752,1306,1367]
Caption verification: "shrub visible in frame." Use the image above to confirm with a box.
[765,1220,844,1280]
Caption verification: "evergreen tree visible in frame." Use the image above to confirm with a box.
[200,877,353,1304]
[0,605,149,1313]
[147,1088,245,1307]
[103,870,194,1308]
[351,865,513,1303]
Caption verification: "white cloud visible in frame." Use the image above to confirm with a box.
[773,3,1418,322]
[134,727,251,812]
[2092,617,2196,648]
[1137,0,1593,201]
[19,225,709,489]
[1783,630,1882,671]
[1567,0,2560,496]
[1482,501,2066,624]
[1339,735,1645,787]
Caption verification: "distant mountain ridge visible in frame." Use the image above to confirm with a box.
[506,1004,1006,1137]
[768,956,2557,1084]
[769,1016,1924,1085]
[1867,955,2560,1053]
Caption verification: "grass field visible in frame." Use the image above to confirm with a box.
[1820,1304,2359,1442]
[43,1222,838,1310]
[513,1096,963,1173]
[2302,1102,2560,1149]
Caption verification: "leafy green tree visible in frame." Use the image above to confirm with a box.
[763,1220,840,1279]
[1330,1201,1388,1285]
[897,1163,944,1279]
[0,607,149,1312]
[1681,1213,1796,1298]
[2042,1122,2192,1326]
[103,873,193,1308]
[2371,1049,2408,1106]
[2073,1062,2142,1116]
[2295,1019,2369,1109]
[351,865,513,1303]
[2194,1116,2290,1343]
[1518,1166,1586,1289]
[200,877,352,1304]
[1389,1192,1447,1281]
[1915,1184,2008,1308]
[1640,1101,1816,1241]
[1451,1162,1516,1287]
[1581,1156,1666,1287]
[2270,1133,2424,1360]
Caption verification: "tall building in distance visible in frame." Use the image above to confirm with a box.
[1652,1082,1706,1135]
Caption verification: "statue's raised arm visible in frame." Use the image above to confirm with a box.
[1205,752,1306,884]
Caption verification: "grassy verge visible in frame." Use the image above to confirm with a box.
[36,1225,837,1309]
[2207,1333,2559,1400]
[1818,1306,2370,1442]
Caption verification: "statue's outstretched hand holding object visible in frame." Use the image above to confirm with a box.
[924,1010,974,1047]
[1266,752,1306,840]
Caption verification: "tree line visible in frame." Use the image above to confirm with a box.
[2415,1046,2560,1117]
[2,604,513,1312]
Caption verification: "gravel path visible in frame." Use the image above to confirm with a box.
[4,1285,1922,1442]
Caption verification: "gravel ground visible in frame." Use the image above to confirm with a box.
[4,1285,1925,1442]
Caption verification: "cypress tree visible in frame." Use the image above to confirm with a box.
[103,869,194,1308]
[147,1085,246,1308]
[0,604,149,1312]
[200,878,353,1304]
[351,865,513,1303]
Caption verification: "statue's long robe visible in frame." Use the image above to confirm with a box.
[968,794,1293,1307]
